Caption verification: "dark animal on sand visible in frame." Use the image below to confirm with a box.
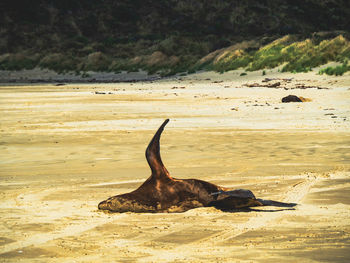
[98,119,296,213]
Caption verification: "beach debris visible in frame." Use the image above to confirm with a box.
[243,83,259,87]
[231,107,238,111]
[262,77,293,82]
[244,79,328,90]
[243,82,281,88]
[294,84,328,90]
[267,82,281,87]
[94,91,106,94]
[171,86,186,89]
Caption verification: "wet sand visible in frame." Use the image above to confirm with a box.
[1,71,350,262]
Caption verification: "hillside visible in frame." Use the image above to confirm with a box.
[0,0,350,76]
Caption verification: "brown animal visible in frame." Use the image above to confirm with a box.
[98,119,295,213]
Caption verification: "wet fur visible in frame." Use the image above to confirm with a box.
[98,119,292,213]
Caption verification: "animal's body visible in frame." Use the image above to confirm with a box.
[98,119,294,213]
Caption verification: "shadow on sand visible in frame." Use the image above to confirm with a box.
[217,199,297,213]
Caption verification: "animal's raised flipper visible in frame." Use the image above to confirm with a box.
[145,119,171,179]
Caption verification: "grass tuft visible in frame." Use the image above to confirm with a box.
[319,61,349,76]
[208,34,350,75]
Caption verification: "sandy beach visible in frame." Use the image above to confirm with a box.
[0,70,350,262]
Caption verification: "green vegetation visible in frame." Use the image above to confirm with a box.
[281,35,350,73]
[319,61,349,76]
[247,35,296,71]
[202,34,350,75]
[0,53,40,71]
[0,1,349,76]
[0,34,349,76]
[214,55,252,74]
[38,53,79,73]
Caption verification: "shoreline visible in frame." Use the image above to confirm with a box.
[0,68,163,85]
[0,62,348,85]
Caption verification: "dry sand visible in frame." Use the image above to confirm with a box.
[0,70,350,262]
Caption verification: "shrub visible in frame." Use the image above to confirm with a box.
[39,53,80,73]
[282,35,349,72]
[0,53,39,70]
[209,34,350,74]
[246,35,296,71]
[214,54,251,72]
[319,61,349,76]
[82,52,111,71]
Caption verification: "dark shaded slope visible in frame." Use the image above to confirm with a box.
[0,0,349,75]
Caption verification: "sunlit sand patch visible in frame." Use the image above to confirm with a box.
[1,72,350,262]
